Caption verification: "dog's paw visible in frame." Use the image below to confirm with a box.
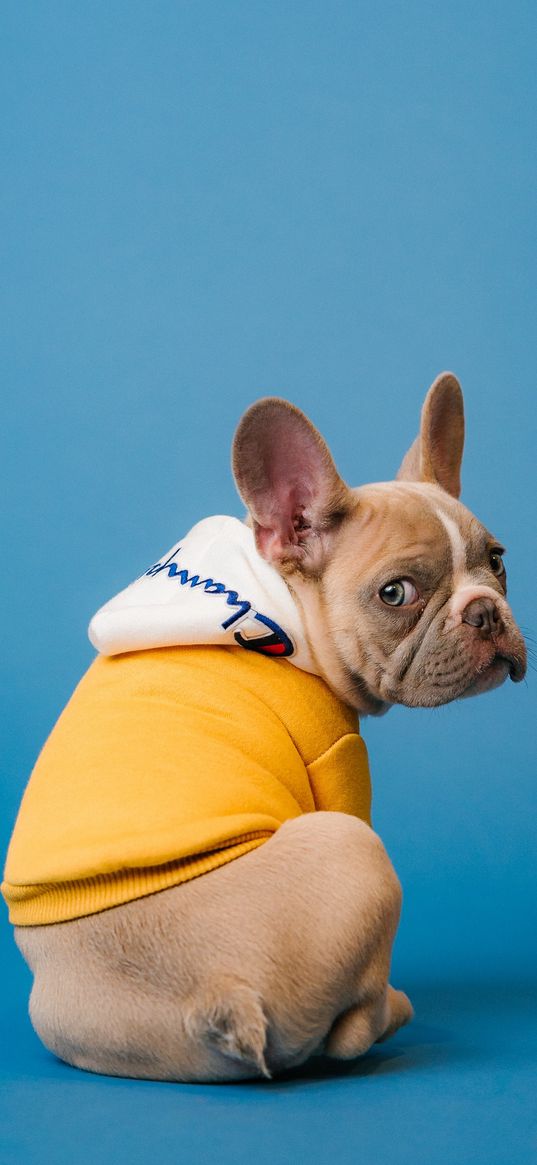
[376,985,414,1043]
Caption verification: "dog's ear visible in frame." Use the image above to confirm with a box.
[232,398,352,570]
[397,372,465,499]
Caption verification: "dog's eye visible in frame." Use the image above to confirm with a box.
[379,579,419,607]
[489,550,505,576]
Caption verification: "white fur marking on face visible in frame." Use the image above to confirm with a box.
[434,508,467,578]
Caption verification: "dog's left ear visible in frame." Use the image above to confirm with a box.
[397,372,465,498]
[232,398,352,570]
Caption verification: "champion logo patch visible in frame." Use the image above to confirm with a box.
[233,612,295,658]
[145,546,295,660]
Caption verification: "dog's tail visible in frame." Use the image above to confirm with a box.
[184,978,271,1079]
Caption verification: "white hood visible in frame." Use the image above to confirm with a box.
[88,515,318,676]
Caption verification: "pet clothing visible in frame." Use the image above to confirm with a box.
[2,517,371,925]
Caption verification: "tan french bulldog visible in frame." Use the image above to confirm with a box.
[13,373,526,1082]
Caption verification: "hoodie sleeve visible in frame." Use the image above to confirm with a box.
[306,732,372,824]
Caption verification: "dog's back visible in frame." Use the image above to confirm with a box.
[3,644,371,927]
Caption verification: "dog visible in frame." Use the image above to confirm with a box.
[2,372,526,1082]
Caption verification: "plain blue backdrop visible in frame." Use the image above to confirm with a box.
[1,3,536,1163]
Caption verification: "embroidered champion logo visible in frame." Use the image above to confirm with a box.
[144,546,295,659]
[233,613,294,657]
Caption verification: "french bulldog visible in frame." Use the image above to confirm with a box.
[11,373,526,1082]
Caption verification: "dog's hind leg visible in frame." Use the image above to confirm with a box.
[16,811,411,1082]
[17,925,268,1082]
[325,986,414,1060]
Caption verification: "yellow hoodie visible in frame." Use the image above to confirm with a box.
[2,518,371,926]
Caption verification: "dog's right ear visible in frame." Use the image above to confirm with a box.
[232,398,351,571]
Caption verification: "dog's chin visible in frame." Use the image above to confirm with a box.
[458,655,512,700]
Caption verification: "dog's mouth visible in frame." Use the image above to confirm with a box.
[461,650,525,699]
[500,650,526,683]
[342,630,526,712]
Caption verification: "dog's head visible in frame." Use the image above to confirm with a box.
[232,373,526,713]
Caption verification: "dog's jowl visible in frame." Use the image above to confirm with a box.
[2,373,526,1082]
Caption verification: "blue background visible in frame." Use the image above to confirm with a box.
[1,3,535,1162]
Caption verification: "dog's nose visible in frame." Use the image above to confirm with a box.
[461,596,503,636]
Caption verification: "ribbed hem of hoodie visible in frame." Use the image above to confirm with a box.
[2,832,272,926]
